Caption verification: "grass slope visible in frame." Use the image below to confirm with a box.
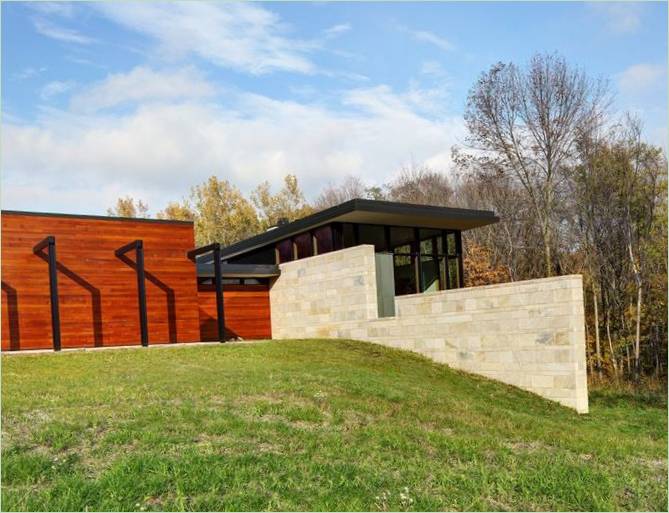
[1,340,666,511]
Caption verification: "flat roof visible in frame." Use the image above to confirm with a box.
[1,210,193,225]
[217,198,498,261]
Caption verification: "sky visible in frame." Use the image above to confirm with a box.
[2,1,667,215]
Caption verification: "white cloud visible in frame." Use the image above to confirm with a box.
[40,80,76,100]
[94,2,315,74]
[13,66,47,80]
[32,17,95,44]
[616,63,665,95]
[324,23,352,39]
[420,61,447,77]
[591,2,643,34]
[404,28,454,52]
[28,2,75,18]
[70,66,216,113]
[2,85,464,214]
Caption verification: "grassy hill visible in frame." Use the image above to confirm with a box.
[1,340,666,511]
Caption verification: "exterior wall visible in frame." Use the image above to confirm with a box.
[1,212,201,350]
[198,284,272,340]
[270,245,588,413]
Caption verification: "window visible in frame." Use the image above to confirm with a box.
[389,226,414,248]
[358,224,387,251]
[276,238,293,263]
[294,232,313,259]
[313,225,333,254]
[341,223,356,247]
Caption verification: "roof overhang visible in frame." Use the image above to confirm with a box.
[215,199,499,261]
[197,263,280,279]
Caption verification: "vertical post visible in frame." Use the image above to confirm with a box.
[433,235,443,291]
[456,230,465,288]
[384,225,391,252]
[442,230,451,290]
[213,244,226,342]
[48,239,61,351]
[413,228,422,293]
[135,241,149,347]
[34,236,61,351]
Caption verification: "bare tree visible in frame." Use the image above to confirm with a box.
[314,175,378,210]
[386,163,453,206]
[463,53,609,276]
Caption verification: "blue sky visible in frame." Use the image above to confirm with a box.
[2,1,667,215]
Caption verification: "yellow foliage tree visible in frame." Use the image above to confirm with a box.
[191,176,260,246]
[107,196,149,218]
[156,201,195,221]
[251,174,313,230]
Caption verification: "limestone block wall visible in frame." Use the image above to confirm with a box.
[269,245,588,413]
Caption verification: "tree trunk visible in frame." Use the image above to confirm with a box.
[634,282,643,381]
[605,307,618,378]
[592,286,602,380]
[543,226,552,277]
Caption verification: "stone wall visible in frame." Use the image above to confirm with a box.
[269,245,588,413]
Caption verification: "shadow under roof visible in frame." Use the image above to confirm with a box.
[215,199,499,262]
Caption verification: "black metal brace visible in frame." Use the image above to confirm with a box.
[116,240,148,347]
[187,243,226,342]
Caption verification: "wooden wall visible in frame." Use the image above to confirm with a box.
[198,284,271,340]
[1,212,201,350]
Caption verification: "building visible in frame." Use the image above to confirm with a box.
[1,200,588,412]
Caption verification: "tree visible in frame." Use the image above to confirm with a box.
[107,196,150,218]
[190,176,260,246]
[463,53,609,276]
[314,175,381,210]
[251,174,313,230]
[156,201,195,221]
[386,163,452,206]
[570,116,666,381]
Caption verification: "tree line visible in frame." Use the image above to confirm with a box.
[108,53,667,385]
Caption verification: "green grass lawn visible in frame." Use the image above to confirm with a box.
[1,340,667,511]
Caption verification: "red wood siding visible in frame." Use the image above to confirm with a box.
[1,212,201,350]
[197,284,271,340]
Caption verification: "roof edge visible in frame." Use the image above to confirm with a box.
[1,210,194,226]
[217,198,498,260]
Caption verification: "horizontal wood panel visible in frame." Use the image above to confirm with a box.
[197,284,271,341]
[2,212,201,350]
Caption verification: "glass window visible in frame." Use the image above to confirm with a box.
[276,238,293,263]
[393,243,412,255]
[313,225,333,254]
[341,223,356,247]
[358,224,387,251]
[242,278,269,285]
[447,257,460,289]
[294,232,313,259]
[393,253,417,295]
[419,237,433,255]
[421,255,440,292]
[446,232,457,256]
[389,226,414,250]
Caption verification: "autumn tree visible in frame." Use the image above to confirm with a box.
[156,200,195,221]
[251,174,313,230]
[190,176,260,246]
[463,53,609,276]
[107,196,150,218]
